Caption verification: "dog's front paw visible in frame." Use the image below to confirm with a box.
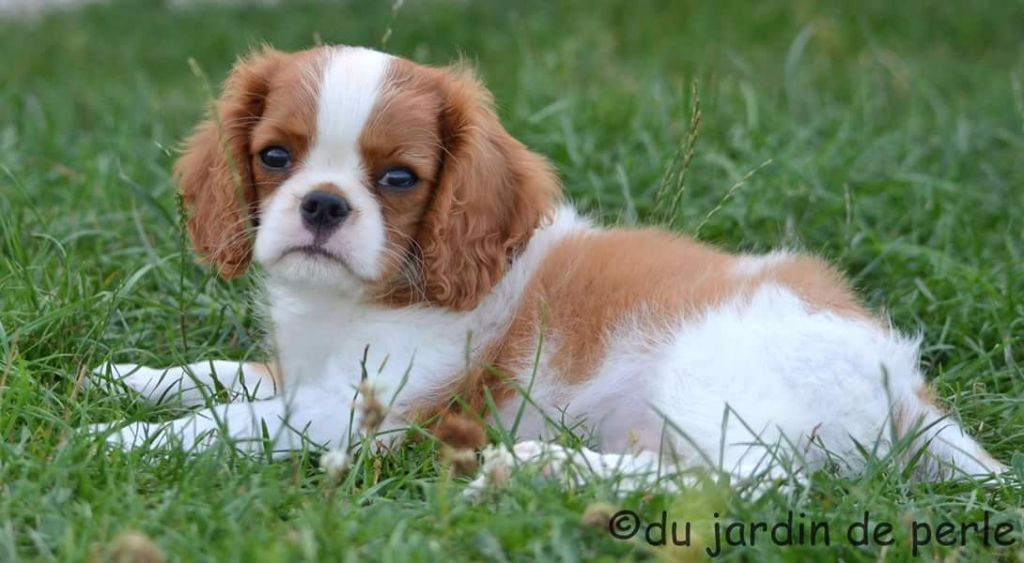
[88,420,162,451]
[88,420,209,452]
[88,411,228,454]
[87,363,199,405]
[85,363,149,396]
[85,360,276,407]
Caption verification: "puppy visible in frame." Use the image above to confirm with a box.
[89,45,1004,484]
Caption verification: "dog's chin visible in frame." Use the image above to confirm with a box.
[261,246,368,291]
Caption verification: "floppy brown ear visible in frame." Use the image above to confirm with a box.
[174,48,284,278]
[417,66,560,310]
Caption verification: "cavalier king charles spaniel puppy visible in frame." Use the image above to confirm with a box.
[89,45,1004,484]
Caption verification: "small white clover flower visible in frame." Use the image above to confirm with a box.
[319,448,350,480]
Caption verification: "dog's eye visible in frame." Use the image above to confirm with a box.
[377,167,418,190]
[259,146,291,169]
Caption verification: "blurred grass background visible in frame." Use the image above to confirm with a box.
[1,0,1023,560]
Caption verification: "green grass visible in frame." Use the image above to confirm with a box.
[2,0,1024,560]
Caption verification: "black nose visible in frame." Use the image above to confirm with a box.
[300,191,351,234]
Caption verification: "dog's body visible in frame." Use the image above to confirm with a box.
[91,45,1004,483]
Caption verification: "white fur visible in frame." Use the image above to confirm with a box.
[88,361,277,407]
[732,250,792,277]
[464,441,665,498]
[497,284,1001,482]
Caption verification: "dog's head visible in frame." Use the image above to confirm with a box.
[176,45,559,310]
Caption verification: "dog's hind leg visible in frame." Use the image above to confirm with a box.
[897,386,1007,479]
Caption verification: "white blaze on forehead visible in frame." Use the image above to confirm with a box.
[308,46,392,169]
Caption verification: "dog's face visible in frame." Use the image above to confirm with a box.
[176,46,557,309]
